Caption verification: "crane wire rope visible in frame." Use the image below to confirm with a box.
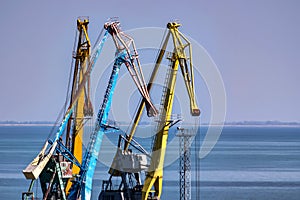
[47,29,78,141]
[48,26,106,144]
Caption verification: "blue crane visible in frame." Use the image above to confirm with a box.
[67,19,157,200]
[22,17,109,200]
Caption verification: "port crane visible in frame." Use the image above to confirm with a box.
[99,21,200,200]
[23,17,157,200]
[22,17,109,200]
[67,18,157,200]
[142,21,200,200]
[64,18,93,194]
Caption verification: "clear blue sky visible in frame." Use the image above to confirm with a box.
[0,0,299,123]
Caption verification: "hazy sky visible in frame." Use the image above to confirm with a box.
[0,0,299,123]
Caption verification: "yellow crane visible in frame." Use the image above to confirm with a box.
[65,17,93,193]
[22,17,108,200]
[99,21,200,200]
[141,21,200,200]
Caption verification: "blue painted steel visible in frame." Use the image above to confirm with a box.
[67,50,128,200]
[89,30,109,70]
[67,30,112,200]
[54,108,73,142]
[52,30,109,146]
[82,51,128,200]
[47,139,82,169]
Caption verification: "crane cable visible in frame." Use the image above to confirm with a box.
[46,29,78,141]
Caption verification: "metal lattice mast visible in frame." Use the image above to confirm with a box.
[177,127,193,200]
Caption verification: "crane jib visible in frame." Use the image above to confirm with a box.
[68,56,122,200]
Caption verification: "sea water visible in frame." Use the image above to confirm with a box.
[0,125,300,200]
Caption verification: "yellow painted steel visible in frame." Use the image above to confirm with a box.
[108,32,171,178]
[66,18,91,194]
[142,59,179,199]
[123,32,171,152]
[72,71,85,174]
[142,22,200,199]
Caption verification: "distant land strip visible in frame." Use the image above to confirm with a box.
[0,120,300,127]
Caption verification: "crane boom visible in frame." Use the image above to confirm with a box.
[123,31,171,151]
[104,20,158,117]
[66,18,91,187]
[99,21,200,200]
[67,58,122,200]
[142,21,200,200]
[22,17,109,200]
[67,19,157,200]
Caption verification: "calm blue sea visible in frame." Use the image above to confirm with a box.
[0,125,300,200]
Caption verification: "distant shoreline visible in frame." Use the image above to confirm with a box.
[0,123,56,127]
[0,123,299,127]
